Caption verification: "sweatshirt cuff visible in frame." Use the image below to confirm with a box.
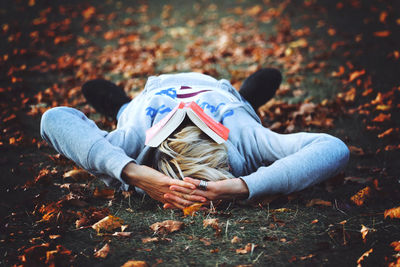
[87,138,137,184]
[240,161,289,201]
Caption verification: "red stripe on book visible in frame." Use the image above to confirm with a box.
[185,102,229,140]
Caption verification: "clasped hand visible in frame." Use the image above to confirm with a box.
[122,163,249,209]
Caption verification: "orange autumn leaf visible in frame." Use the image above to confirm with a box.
[82,6,96,20]
[92,215,124,233]
[349,69,365,82]
[357,248,373,266]
[391,241,400,251]
[231,236,241,244]
[350,186,371,206]
[378,128,393,138]
[93,243,110,259]
[63,169,92,181]
[384,206,400,219]
[121,260,149,267]
[236,243,257,254]
[373,30,391,37]
[93,187,115,200]
[331,66,345,77]
[379,11,388,23]
[150,220,183,235]
[203,218,219,229]
[360,225,376,243]
[183,203,203,216]
[372,113,391,122]
[306,199,332,207]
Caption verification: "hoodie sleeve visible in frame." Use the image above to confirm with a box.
[239,126,350,200]
[40,107,138,184]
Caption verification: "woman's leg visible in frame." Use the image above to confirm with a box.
[239,68,282,111]
[82,79,131,119]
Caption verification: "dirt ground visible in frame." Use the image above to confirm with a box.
[0,0,399,266]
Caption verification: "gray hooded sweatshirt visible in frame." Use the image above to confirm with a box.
[40,73,349,201]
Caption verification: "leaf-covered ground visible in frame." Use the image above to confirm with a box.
[1,0,399,266]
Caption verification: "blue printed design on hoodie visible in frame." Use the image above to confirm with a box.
[155,88,177,99]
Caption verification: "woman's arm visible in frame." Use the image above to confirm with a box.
[40,107,202,208]
[168,127,349,203]
[122,163,207,209]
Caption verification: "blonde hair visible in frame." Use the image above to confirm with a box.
[157,125,233,181]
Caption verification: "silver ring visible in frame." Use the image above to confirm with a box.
[198,180,208,191]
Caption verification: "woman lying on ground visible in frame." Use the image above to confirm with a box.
[40,69,349,209]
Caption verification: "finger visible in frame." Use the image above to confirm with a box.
[183,177,202,186]
[168,179,196,190]
[163,203,178,209]
[169,190,207,203]
[164,193,194,208]
[169,185,209,199]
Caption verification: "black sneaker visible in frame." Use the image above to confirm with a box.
[82,79,131,119]
[239,68,282,110]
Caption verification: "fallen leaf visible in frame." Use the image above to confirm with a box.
[112,232,132,237]
[348,146,365,156]
[306,199,332,207]
[390,241,400,251]
[231,236,241,244]
[270,208,294,213]
[356,248,373,266]
[311,219,319,224]
[344,176,372,184]
[378,128,393,138]
[142,237,159,244]
[203,218,219,229]
[236,243,257,254]
[210,248,219,253]
[384,206,400,219]
[93,243,110,259]
[360,225,369,243]
[372,113,391,122]
[63,169,92,181]
[92,215,124,233]
[121,260,149,267]
[199,238,211,246]
[350,186,371,206]
[349,69,365,82]
[373,30,391,37]
[183,203,203,216]
[93,187,115,199]
[150,220,183,235]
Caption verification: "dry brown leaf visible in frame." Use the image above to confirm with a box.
[121,260,149,267]
[349,69,365,82]
[199,238,211,246]
[203,218,219,229]
[384,207,400,219]
[348,146,365,156]
[93,187,115,200]
[92,215,124,233]
[350,186,371,206]
[372,113,391,122]
[231,236,241,244]
[360,225,376,243]
[183,203,203,216]
[306,199,332,207]
[142,237,159,244]
[150,220,183,235]
[356,248,373,266]
[93,243,110,259]
[373,30,391,37]
[378,128,394,138]
[270,208,294,213]
[112,232,132,237]
[236,243,257,254]
[390,241,400,251]
[63,169,92,181]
